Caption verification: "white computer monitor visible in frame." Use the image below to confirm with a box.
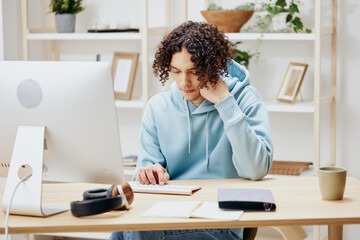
[0,61,125,216]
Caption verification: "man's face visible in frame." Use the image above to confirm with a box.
[170,47,205,105]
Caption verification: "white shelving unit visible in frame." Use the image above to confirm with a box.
[21,0,338,166]
[21,0,171,107]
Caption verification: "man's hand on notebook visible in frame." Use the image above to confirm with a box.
[136,163,170,185]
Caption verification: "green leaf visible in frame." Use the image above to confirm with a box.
[231,41,252,69]
[289,2,299,13]
[292,17,303,29]
[234,3,255,11]
[274,6,280,14]
[275,0,287,8]
[50,0,85,14]
[286,14,292,23]
[305,28,312,33]
[207,3,223,11]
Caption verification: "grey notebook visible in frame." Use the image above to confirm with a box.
[218,188,276,212]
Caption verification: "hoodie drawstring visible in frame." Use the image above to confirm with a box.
[185,99,191,154]
[185,99,210,167]
[206,112,209,168]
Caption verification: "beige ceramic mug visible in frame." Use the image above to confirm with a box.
[318,166,347,200]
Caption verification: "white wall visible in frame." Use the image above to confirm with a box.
[337,0,360,238]
[2,0,360,238]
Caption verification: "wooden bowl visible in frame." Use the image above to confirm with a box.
[201,10,254,33]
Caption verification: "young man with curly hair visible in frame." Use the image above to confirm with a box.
[110,21,273,240]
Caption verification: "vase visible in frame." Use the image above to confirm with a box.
[270,12,291,32]
[55,14,76,33]
[201,10,254,33]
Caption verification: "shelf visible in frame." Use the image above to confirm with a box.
[226,33,315,41]
[26,32,316,41]
[26,26,169,41]
[27,32,143,40]
[265,99,314,113]
[115,99,144,109]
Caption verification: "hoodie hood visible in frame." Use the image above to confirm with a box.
[171,60,250,114]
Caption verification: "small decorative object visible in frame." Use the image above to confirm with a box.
[94,22,110,30]
[277,62,308,103]
[49,0,85,33]
[112,52,139,100]
[201,3,255,33]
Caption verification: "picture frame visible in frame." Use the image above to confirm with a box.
[277,62,308,103]
[111,52,139,100]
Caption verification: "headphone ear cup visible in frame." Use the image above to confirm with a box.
[106,185,116,198]
[71,196,123,217]
[83,188,108,200]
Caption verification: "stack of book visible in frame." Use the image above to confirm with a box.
[269,161,312,175]
[122,155,138,167]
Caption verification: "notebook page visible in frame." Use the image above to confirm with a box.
[190,201,243,220]
[142,201,202,218]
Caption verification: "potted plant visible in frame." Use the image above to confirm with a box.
[49,0,85,33]
[201,3,255,33]
[230,41,255,69]
[267,0,311,33]
[243,0,311,33]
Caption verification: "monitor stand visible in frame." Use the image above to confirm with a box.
[2,126,69,216]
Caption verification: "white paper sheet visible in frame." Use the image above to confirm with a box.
[142,201,243,220]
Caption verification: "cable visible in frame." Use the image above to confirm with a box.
[5,173,32,240]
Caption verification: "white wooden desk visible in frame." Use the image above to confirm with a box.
[1,177,360,240]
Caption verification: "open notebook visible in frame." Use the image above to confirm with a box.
[142,201,243,220]
[128,182,201,195]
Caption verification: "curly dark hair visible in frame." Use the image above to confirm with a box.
[153,21,232,88]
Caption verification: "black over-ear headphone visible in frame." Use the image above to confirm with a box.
[70,183,134,217]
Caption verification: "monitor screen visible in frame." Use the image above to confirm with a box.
[0,61,124,185]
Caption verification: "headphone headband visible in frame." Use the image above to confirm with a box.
[71,196,123,217]
[70,184,133,217]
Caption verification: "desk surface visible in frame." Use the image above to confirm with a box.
[1,177,360,234]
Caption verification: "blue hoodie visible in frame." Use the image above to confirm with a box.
[134,60,273,181]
